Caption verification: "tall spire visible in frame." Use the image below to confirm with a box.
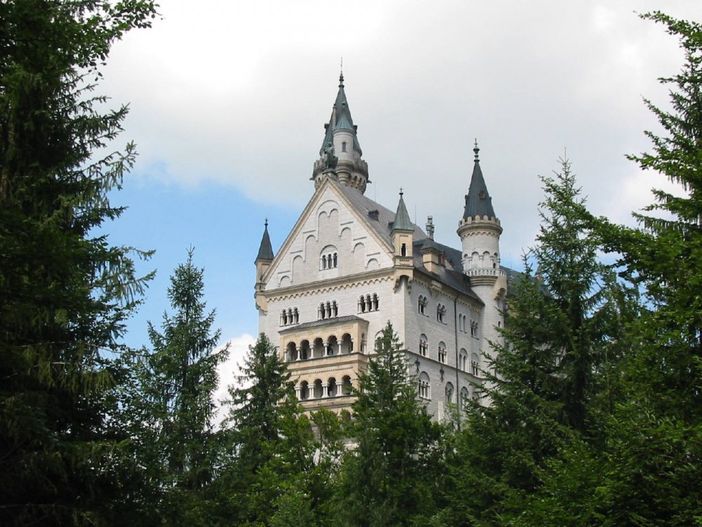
[392,189,414,232]
[255,219,274,262]
[463,140,496,219]
[313,72,369,193]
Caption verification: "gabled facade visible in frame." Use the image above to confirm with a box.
[254,74,509,419]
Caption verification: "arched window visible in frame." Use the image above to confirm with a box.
[313,379,324,399]
[437,304,446,323]
[438,341,446,363]
[342,375,352,395]
[445,382,454,403]
[372,293,379,311]
[359,295,366,313]
[300,340,310,360]
[326,335,338,356]
[286,342,298,362]
[460,387,470,408]
[401,243,407,256]
[320,245,338,270]
[341,333,353,354]
[459,349,468,372]
[300,381,309,400]
[327,377,337,397]
[281,311,288,326]
[313,338,325,358]
[293,308,299,324]
[342,141,347,152]
[418,295,427,315]
[418,372,430,399]
[471,353,480,376]
[419,334,428,357]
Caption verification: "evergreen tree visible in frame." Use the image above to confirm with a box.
[335,322,441,527]
[126,249,228,523]
[215,333,318,526]
[587,12,702,526]
[439,159,626,526]
[0,1,156,525]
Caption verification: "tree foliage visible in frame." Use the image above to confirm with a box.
[0,1,156,525]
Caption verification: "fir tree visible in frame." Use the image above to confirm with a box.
[335,322,441,527]
[587,12,702,526]
[0,1,156,525]
[127,249,228,522]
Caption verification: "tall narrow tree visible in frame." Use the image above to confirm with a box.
[0,1,156,525]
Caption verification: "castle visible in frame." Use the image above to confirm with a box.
[254,73,509,420]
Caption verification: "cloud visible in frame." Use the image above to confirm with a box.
[101,0,702,264]
[213,333,256,424]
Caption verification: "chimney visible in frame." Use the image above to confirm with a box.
[426,216,435,240]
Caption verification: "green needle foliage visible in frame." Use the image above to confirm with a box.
[0,1,156,525]
[125,249,228,524]
[335,322,441,527]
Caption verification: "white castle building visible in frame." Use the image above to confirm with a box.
[254,73,510,420]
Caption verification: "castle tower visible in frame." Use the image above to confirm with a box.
[457,142,506,360]
[254,220,274,312]
[312,72,369,193]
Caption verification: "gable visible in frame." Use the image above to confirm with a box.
[264,180,394,291]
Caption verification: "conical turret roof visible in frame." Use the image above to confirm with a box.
[392,190,414,232]
[256,220,274,262]
[319,72,363,156]
[463,141,496,219]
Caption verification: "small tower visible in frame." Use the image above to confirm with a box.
[457,141,502,284]
[254,220,274,311]
[312,72,370,193]
[392,189,414,285]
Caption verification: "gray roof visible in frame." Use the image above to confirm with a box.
[463,144,496,219]
[256,222,274,262]
[319,74,363,156]
[391,192,413,232]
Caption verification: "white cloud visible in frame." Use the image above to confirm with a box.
[102,0,702,263]
[213,333,256,424]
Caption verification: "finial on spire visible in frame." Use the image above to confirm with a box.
[264,218,268,229]
[339,57,344,87]
[399,187,404,198]
[473,138,480,162]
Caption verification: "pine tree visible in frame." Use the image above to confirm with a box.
[0,1,156,525]
[588,12,702,526]
[439,159,626,526]
[335,322,441,527]
[127,249,228,522]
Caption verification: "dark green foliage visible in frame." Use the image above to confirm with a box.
[124,249,228,523]
[335,322,441,527]
[584,12,702,526]
[439,160,627,526]
[0,1,155,525]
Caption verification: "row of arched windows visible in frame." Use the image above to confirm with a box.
[358,293,379,313]
[280,308,299,326]
[320,251,338,270]
[417,335,447,365]
[298,375,353,400]
[318,301,338,320]
[285,334,354,362]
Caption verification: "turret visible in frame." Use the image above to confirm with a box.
[312,72,369,193]
[457,141,502,286]
[255,220,274,305]
[391,190,415,285]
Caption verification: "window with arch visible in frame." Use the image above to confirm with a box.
[418,372,430,399]
[438,341,446,363]
[327,377,338,397]
[313,379,324,399]
[320,245,338,270]
[359,293,380,313]
[470,320,479,337]
[459,348,468,372]
[460,387,470,408]
[280,307,299,326]
[419,334,428,357]
[318,300,338,320]
[437,303,447,323]
[445,382,454,403]
[471,353,480,376]
[299,381,309,400]
[418,295,427,315]
[341,375,353,395]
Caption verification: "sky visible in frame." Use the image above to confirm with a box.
[99,0,702,395]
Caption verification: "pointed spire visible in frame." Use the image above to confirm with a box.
[393,189,414,232]
[256,219,274,262]
[319,72,362,155]
[463,140,496,219]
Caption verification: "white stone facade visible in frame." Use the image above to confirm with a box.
[254,76,508,420]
